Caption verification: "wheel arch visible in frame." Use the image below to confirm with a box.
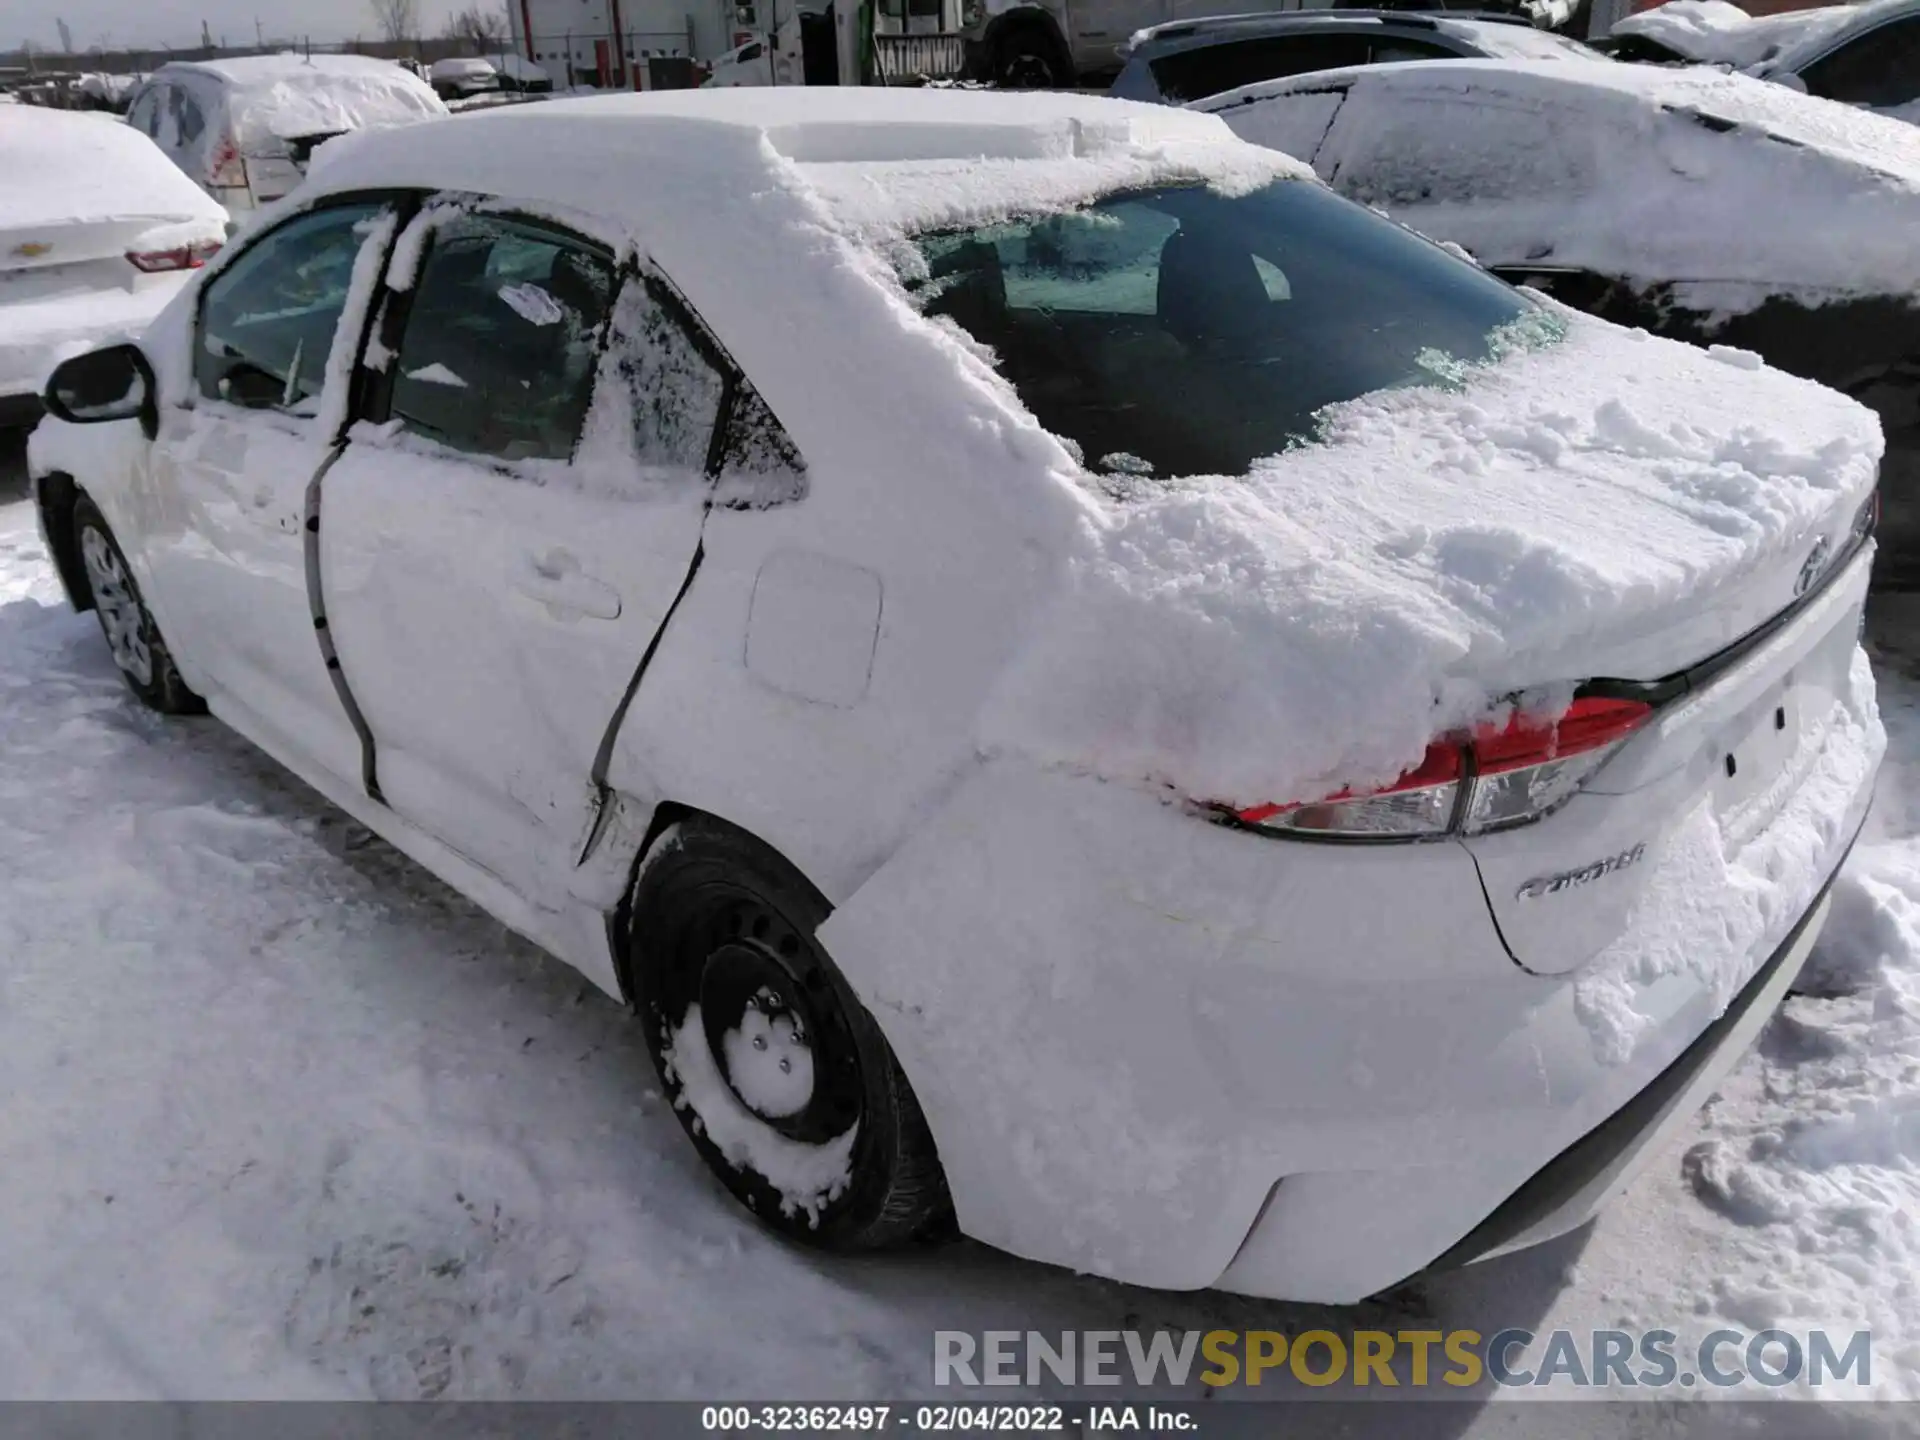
[981,7,1074,82]
[33,471,95,614]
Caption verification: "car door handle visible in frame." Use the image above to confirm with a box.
[512,551,622,621]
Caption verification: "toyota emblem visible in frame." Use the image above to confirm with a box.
[1795,536,1832,597]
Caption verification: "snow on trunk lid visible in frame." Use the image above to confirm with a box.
[977,310,1882,825]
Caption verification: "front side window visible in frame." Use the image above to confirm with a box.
[900,179,1536,481]
[1799,18,1920,108]
[386,214,616,462]
[196,201,388,415]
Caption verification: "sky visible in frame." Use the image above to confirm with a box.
[0,0,494,52]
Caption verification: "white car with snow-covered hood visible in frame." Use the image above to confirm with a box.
[1,106,228,430]
[26,89,1885,1302]
[1606,0,1920,126]
[126,54,448,213]
[1196,57,1920,585]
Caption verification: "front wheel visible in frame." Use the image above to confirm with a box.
[72,494,204,715]
[629,817,950,1251]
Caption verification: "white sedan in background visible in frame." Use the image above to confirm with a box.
[0,106,227,430]
[26,90,1882,1302]
[1609,0,1920,123]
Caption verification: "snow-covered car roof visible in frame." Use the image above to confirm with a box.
[484,53,549,82]
[0,103,228,231]
[306,89,1303,234]
[153,52,448,146]
[1610,0,1906,71]
[1226,51,1920,177]
[168,51,432,86]
[430,57,500,81]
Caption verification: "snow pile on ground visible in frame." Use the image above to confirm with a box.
[981,308,1879,811]
[1206,59,1920,314]
[1612,0,1856,68]
[1653,664,1920,1396]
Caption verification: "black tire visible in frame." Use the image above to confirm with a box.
[1847,366,1920,591]
[71,495,204,715]
[628,816,950,1251]
[993,29,1067,89]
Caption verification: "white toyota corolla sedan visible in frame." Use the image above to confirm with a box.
[27,89,1884,1302]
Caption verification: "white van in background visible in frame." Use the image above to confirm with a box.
[126,54,448,213]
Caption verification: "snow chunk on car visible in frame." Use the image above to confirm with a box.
[204,53,446,153]
[977,306,1880,813]
[1198,58,1920,314]
[1610,0,1860,68]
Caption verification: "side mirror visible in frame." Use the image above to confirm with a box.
[43,343,158,439]
[1767,71,1809,94]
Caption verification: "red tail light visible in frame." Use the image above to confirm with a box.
[208,135,246,189]
[127,239,222,273]
[1232,695,1652,840]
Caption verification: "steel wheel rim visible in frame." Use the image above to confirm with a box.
[79,526,154,686]
[1001,54,1052,89]
[685,890,864,1145]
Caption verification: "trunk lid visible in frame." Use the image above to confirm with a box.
[0,107,226,261]
[0,216,199,275]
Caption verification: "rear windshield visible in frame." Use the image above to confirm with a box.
[900,179,1541,483]
[1148,33,1373,104]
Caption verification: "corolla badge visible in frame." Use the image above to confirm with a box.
[1516,843,1646,901]
[1795,535,1832,597]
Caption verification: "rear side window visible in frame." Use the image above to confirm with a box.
[196,201,389,415]
[385,214,617,462]
[901,179,1537,482]
[1799,18,1920,108]
[126,86,162,137]
[1149,33,1372,103]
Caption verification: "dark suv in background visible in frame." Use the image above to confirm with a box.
[1111,9,1603,106]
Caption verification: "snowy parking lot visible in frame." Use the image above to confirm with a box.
[6,43,1920,1423]
[2,421,1919,1414]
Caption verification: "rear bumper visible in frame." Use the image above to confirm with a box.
[822,654,1880,1301]
[1429,858,1845,1273]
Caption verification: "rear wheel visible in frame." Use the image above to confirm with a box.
[1847,364,1920,590]
[72,495,203,715]
[629,817,950,1250]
